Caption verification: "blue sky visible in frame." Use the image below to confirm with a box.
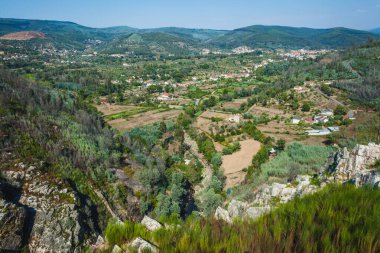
[0,0,379,30]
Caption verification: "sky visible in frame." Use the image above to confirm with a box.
[0,0,379,30]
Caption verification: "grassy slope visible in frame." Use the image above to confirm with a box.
[104,184,380,253]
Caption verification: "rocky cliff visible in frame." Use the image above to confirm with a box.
[0,159,100,252]
[332,143,380,186]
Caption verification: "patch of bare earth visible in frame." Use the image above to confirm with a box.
[222,139,261,189]
[95,104,141,116]
[222,98,247,109]
[108,110,181,131]
[0,31,45,41]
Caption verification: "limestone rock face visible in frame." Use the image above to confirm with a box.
[131,237,158,253]
[333,143,380,186]
[141,216,162,231]
[1,162,99,252]
[0,200,26,251]
[227,200,248,218]
[246,206,271,220]
[215,143,380,224]
[253,175,317,207]
[214,206,232,223]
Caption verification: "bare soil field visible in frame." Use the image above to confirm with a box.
[248,105,289,117]
[222,98,247,109]
[108,109,181,131]
[95,104,141,116]
[222,139,261,189]
[0,31,45,41]
[257,121,327,146]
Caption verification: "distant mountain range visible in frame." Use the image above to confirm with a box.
[370,28,380,34]
[0,18,379,55]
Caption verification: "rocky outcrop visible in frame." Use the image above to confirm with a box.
[253,175,319,207]
[0,161,99,252]
[141,216,162,231]
[111,244,122,253]
[214,206,232,223]
[332,143,380,186]
[0,200,27,251]
[216,143,380,222]
[131,237,158,253]
[215,200,271,223]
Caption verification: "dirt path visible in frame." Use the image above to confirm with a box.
[222,139,261,189]
[184,132,213,196]
[93,188,121,221]
[315,88,345,107]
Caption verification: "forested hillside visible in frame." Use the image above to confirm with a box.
[0,67,142,250]
[0,18,379,53]
[209,25,380,49]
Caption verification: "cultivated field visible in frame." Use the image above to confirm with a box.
[222,98,247,109]
[257,121,327,146]
[222,139,261,189]
[248,105,288,117]
[108,109,182,131]
[95,104,142,116]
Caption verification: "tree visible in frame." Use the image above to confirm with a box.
[209,175,223,193]
[321,84,333,96]
[276,139,286,151]
[159,121,167,134]
[301,102,311,112]
[334,105,347,116]
[291,100,299,110]
[116,91,124,103]
[201,189,223,216]
[211,152,222,168]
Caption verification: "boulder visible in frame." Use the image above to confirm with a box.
[214,206,232,223]
[141,216,162,231]
[271,183,286,197]
[96,235,105,245]
[131,237,158,253]
[280,187,297,203]
[227,200,248,218]
[111,244,123,253]
[246,206,271,220]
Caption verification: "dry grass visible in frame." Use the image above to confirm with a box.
[95,104,142,116]
[222,139,261,189]
[108,109,181,131]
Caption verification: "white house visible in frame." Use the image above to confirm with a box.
[228,115,240,123]
[291,116,302,124]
